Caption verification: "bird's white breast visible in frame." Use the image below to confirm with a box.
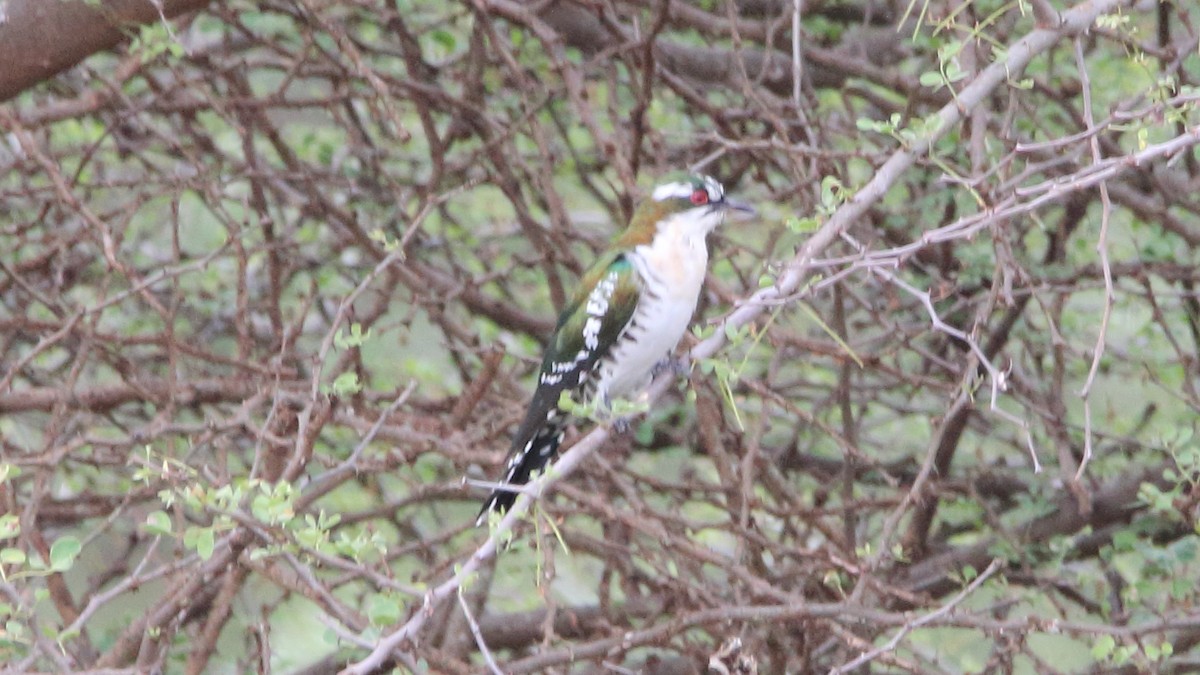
[596,221,710,400]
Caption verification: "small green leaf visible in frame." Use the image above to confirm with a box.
[185,527,216,561]
[0,548,26,565]
[49,536,82,572]
[938,40,964,60]
[431,28,456,52]
[144,510,172,536]
[919,71,945,88]
[369,228,400,252]
[724,322,741,342]
[196,529,215,560]
[819,175,847,210]
[785,216,820,233]
[961,564,977,583]
[635,421,654,445]
[335,323,373,350]
[1113,644,1135,665]
[330,372,362,396]
[0,514,19,540]
[367,593,404,627]
[855,117,888,133]
[1092,634,1116,660]
[0,463,19,483]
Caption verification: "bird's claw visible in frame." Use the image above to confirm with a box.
[652,356,689,379]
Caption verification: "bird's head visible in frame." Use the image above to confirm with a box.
[619,174,755,246]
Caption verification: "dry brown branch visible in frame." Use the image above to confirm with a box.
[2,0,1198,671]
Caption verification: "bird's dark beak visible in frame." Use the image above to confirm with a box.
[720,197,757,219]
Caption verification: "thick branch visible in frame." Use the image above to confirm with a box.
[899,461,1169,597]
[0,0,218,102]
[0,378,267,414]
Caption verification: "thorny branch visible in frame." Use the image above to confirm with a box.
[3,0,1200,672]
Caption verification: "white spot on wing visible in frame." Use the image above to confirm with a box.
[583,317,602,349]
[581,270,618,351]
[539,266,618,387]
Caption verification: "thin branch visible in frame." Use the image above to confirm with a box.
[829,558,1005,674]
[1074,36,1115,482]
[458,588,504,675]
[342,1,1132,669]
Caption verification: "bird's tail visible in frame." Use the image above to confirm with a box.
[476,416,567,526]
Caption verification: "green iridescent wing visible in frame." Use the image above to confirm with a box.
[478,252,642,519]
[529,252,640,422]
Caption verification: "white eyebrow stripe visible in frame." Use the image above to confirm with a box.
[652,181,694,201]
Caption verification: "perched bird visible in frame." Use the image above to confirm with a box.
[477,174,754,524]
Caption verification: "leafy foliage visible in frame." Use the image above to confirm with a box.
[2,0,1200,672]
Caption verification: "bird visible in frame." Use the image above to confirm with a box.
[477,173,754,524]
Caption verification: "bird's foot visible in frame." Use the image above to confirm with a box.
[653,356,690,379]
[597,393,631,435]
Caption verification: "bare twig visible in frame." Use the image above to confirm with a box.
[829,558,1004,674]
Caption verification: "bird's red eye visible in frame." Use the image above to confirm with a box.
[690,189,709,205]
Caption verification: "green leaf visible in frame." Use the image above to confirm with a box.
[330,371,362,396]
[0,463,19,483]
[0,514,19,540]
[961,564,977,583]
[185,526,216,561]
[335,323,373,350]
[1171,576,1191,601]
[634,420,654,445]
[49,536,82,572]
[6,618,29,641]
[196,528,215,560]
[557,390,581,414]
[785,216,820,233]
[919,71,945,88]
[144,510,173,536]
[1113,645,1135,664]
[723,321,745,342]
[1092,634,1116,660]
[0,547,26,565]
[855,117,889,133]
[366,593,404,626]
[431,28,456,52]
